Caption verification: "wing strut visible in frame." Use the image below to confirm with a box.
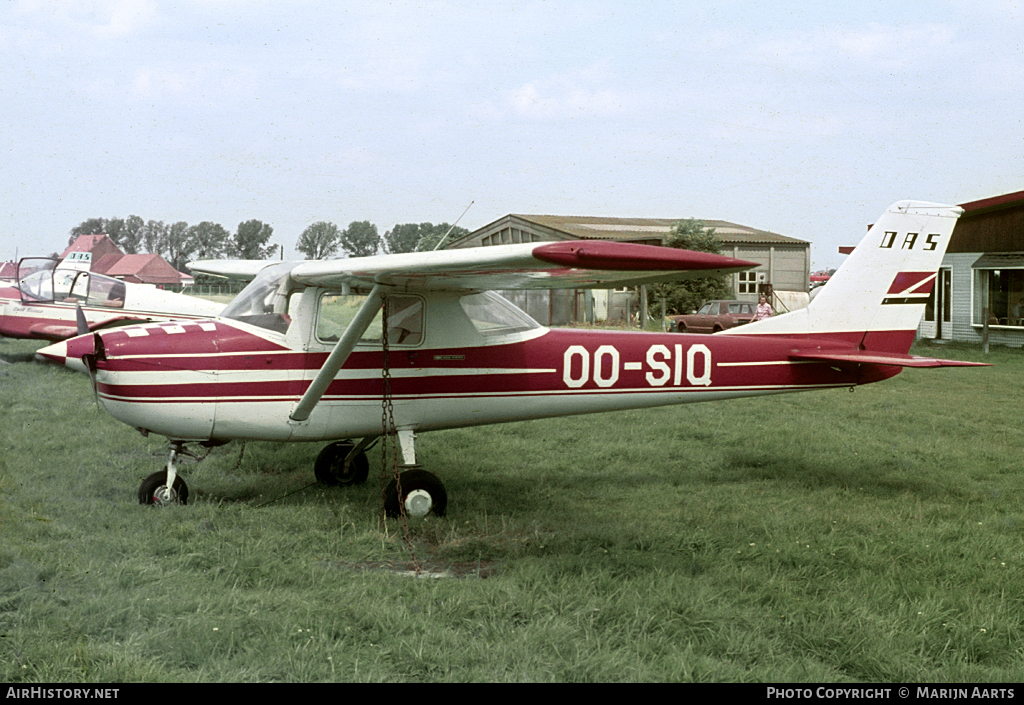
[290,284,385,423]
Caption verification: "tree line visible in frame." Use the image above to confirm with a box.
[70,217,275,272]
[68,217,470,271]
[295,221,469,259]
[68,215,724,316]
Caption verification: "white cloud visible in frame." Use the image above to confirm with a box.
[13,0,159,38]
[130,65,190,98]
[502,65,632,121]
[832,22,960,72]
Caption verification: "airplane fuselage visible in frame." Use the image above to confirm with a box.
[59,312,891,444]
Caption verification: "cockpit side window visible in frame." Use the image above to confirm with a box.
[84,273,126,309]
[316,292,423,346]
[459,291,539,337]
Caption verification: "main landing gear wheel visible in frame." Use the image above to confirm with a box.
[314,441,370,486]
[138,470,189,506]
[384,469,447,518]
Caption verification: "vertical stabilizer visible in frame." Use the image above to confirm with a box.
[722,200,963,353]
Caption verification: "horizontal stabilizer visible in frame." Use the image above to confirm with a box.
[789,349,989,368]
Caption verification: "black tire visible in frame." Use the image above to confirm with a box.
[677,323,687,333]
[314,442,369,486]
[383,469,447,518]
[138,470,189,506]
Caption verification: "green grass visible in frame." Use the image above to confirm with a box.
[2,336,1024,682]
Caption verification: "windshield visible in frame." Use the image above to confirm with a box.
[221,262,296,333]
[17,259,58,302]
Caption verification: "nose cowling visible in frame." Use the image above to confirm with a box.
[36,331,98,374]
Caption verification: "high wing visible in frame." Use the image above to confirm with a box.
[190,241,757,292]
[186,259,283,281]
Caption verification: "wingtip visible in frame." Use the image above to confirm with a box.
[533,241,758,272]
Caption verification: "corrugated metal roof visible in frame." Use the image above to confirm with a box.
[950,191,1024,253]
[506,214,806,245]
[960,190,1024,215]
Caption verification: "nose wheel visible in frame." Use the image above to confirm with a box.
[138,441,194,506]
[138,469,189,506]
[383,468,447,518]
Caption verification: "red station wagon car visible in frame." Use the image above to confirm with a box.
[669,300,756,333]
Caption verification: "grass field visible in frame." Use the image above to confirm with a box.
[1,335,1022,682]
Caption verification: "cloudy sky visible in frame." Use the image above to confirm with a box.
[2,0,1021,269]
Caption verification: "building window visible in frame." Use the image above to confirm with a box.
[973,268,1024,326]
[737,271,761,294]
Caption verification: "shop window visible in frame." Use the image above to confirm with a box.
[973,268,1024,326]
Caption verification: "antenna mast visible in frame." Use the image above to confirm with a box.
[432,201,474,251]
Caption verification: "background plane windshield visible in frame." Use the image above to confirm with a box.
[17,259,58,302]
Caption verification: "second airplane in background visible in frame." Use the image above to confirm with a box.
[1,258,223,341]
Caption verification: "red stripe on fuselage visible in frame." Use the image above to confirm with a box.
[92,328,891,404]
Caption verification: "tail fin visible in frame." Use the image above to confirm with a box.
[722,200,964,355]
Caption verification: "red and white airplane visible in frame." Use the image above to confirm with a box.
[1,257,223,341]
[37,200,984,516]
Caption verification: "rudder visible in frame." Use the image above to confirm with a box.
[722,200,963,354]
